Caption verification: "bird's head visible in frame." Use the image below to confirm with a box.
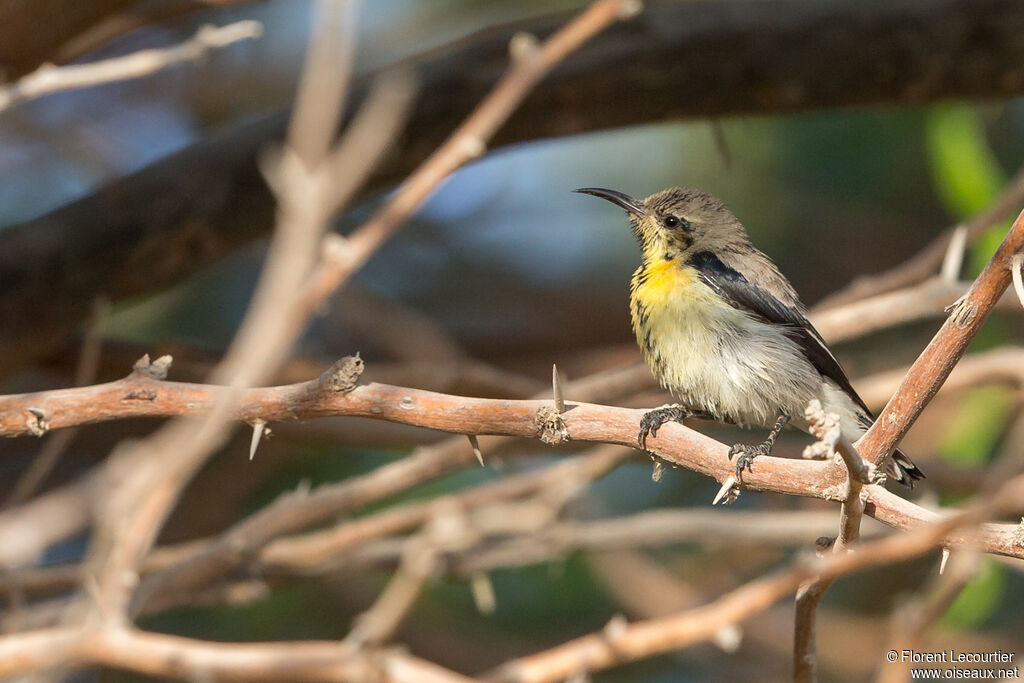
[574,186,747,262]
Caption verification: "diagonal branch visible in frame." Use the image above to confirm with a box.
[857,207,1024,465]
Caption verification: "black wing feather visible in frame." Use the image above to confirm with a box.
[689,251,871,416]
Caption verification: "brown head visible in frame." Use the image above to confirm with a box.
[574,186,753,263]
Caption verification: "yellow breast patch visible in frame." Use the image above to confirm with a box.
[631,258,704,310]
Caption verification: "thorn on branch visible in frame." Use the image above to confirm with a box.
[318,354,364,392]
[1011,252,1024,310]
[713,624,743,653]
[651,458,664,483]
[455,135,486,161]
[26,408,49,437]
[552,364,565,414]
[603,613,628,640]
[467,434,484,467]
[249,419,270,461]
[535,406,569,445]
[940,225,968,284]
[131,354,173,380]
[712,475,740,505]
[470,571,497,614]
[939,547,951,575]
[321,233,355,269]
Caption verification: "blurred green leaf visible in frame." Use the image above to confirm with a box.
[936,387,1014,467]
[925,105,1008,272]
[942,558,1006,629]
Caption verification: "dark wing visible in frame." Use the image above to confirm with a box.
[689,250,871,416]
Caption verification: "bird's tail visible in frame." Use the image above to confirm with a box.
[888,448,925,488]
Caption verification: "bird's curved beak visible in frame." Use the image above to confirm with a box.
[573,187,646,216]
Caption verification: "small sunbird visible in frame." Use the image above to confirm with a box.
[575,186,924,487]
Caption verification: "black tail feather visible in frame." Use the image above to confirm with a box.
[888,448,925,488]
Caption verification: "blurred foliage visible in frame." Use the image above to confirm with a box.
[925,105,1008,273]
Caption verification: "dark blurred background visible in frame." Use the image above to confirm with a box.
[1,1,1022,681]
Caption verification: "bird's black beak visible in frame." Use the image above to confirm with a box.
[573,187,646,216]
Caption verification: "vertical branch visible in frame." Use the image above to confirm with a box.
[79,0,370,626]
[794,402,876,683]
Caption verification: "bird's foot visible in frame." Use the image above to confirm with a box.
[726,414,789,480]
[638,405,692,449]
[727,442,772,478]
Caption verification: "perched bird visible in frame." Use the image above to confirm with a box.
[574,186,924,487]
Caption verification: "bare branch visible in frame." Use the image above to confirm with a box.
[78,0,370,627]
[0,625,476,682]
[820,163,1024,307]
[295,0,638,316]
[3,370,1021,563]
[0,21,263,114]
[857,207,1024,465]
[486,472,1024,683]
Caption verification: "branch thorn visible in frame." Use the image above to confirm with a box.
[552,364,565,414]
[249,419,268,461]
[941,224,968,284]
[712,475,740,505]
[468,434,484,467]
[470,571,497,614]
[1011,252,1024,310]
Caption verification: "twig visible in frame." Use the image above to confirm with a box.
[77,0,379,627]
[794,401,877,683]
[486,471,1024,683]
[0,448,628,605]
[0,625,477,682]
[294,0,639,315]
[127,363,650,618]
[820,163,1024,308]
[857,207,1024,466]
[874,550,982,683]
[0,21,263,114]
[809,276,1022,345]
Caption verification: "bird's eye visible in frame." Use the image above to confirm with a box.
[663,215,689,229]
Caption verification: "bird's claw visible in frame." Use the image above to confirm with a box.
[638,406,691,449]
[727,443,769,479]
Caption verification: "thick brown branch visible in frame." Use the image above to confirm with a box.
[1,369,1020,560]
